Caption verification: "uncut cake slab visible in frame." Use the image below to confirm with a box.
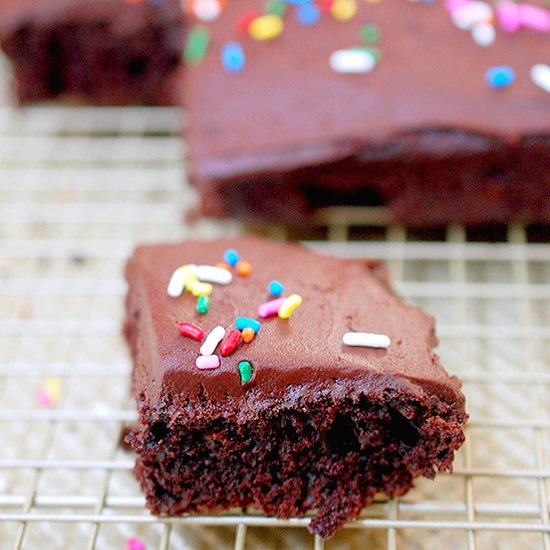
[182,0,550,226]
[124,236,466,538]
[0,0,183,105]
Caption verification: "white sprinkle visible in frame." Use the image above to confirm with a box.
[200,325,226,356]
[190,0,222,21]
[451,1,493,30]
[193,265,233,285]
[530,64,550,95]
[343,332,391,349]
[329,49,376,74]
[166,264,196,297]
[471,22,495,47]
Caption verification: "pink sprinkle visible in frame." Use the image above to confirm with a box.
[495,1,522,32]
[519,4,550,32]
[258,297,286,319]
[195,354,220,370]
[445,0,470,13]
[126,538,145,550]
[36,388,52,408]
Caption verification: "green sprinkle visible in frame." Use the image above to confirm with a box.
[360,24,381,44]
[353,45,382,64]
[264,0,287,16]
[196,295,210,315]
[238,361,253,384]
[184,26,211,66]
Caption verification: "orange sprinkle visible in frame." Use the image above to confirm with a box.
[235,260,253,277]
[241,327,255,343]
[215,262,232,272]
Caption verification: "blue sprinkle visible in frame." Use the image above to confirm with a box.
[296,2,320,24]
[221,42,245,74]
[223,248,240,266]
[485,66,515,89]
[236,317,261,333]
[268,280,284,297]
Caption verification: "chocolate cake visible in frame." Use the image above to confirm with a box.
[0,0,183,105]
[124,236,466,537]
[182,1,550,226]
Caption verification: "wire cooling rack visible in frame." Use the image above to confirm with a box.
[1,65,549,549]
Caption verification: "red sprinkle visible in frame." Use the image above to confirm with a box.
[220,329,242,357]
[236,8,262,34]
[178,322,204,341]
[317,0,334,13]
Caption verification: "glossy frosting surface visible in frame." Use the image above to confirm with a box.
[125,237,463,407]
[183,1,550,180]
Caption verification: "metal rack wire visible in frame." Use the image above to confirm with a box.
[0,75,549,548]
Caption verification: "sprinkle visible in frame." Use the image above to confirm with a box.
[519,4,550,32]
[183,271,200,291]
[126,537,146,550]
[221,42,245,73]
[236,9,262,34]
[235,260,253,277]
[485,66,515,89]
[258,297,286,318]
[268,280,284,297]
[241,327,256,343]
[193,265,233,285]
[296,2,321,25]
[188,280,213,297]
[220,329,242,356]
[343,332,391,348]
[329,48,376,74]
[236,317,261,333]
[495,1,521,33]
[360,24,381,44]
[278,294,302,319]
[215,261,233,272]
[471,22,495,46]
[184,26,211,66]
[188,0,224,21]
[354,45,381,64]
[248,14,285,40]
[37,378,62,408]
[238,361,253,383]
[264,0,287,16]
[196,295,211,314]
[195,354,221,370]
[317,0,335,11]
[330,0,358,21]
[530,64,550,94]
[450,1,493,31]
[167,265,195,297]
[178,322,204,340]
[223,248,240,267]
[200,325,226,355]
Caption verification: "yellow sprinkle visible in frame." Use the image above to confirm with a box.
[44,378,62,404]
[183,271,199,290]
[248,14,284,41]
[278,294,302,319]
[331,0,357,21]
[188,281,213,297]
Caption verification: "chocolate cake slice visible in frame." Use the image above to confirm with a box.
[0,0,183,105]
[124,236,466,537]
[182,1,550,226]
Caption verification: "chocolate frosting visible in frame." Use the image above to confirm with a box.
[183,1,550,181]
[125,237,464,410]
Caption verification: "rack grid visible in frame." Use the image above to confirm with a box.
[0,80,549,548]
